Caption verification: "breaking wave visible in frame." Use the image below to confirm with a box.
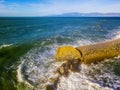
[17,28,120,90]
[107,27,120,40]
[0,44,13,49]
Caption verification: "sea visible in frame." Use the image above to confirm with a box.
[0,17,120,90]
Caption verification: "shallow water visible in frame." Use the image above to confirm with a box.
[0,17,120,90]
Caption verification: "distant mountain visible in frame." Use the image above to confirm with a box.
[51,12,120,17]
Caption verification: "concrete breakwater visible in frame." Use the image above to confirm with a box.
[56,39,120,63]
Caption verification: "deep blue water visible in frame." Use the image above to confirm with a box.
[0,17,120,45]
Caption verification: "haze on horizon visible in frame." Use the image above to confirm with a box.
[0,0,120,16]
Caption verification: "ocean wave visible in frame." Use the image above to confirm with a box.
[17,37,120,90]
[17,39,95,90]
[106,27,120,40]
[16,60,33,88]
[17,43,62,89]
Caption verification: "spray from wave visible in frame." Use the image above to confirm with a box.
[0,44,13,49]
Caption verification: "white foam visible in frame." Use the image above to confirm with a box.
[17,61,24,82]
[16,60,34,88]
[57,58,120,90]
[107,27,120,40]
[58,73,112,90]
[75,39,94,46]
[0,44,13,49]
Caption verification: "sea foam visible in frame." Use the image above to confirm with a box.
[107,27,120,40]
[0,44,13,49]
[17,37,120,90]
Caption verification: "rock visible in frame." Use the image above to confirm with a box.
[46,84,55,90]
[56,39,120,64]
[55,46,81,61]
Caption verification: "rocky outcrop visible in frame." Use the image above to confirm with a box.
[56,39,120,64]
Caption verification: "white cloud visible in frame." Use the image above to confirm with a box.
[28,1,120,15]
[0,0,120,16]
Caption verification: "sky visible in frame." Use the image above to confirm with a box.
[0,0,120,16]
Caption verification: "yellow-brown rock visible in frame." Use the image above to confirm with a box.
[55,39,120,64]
[76,39,120,63]
[55,46,81,61]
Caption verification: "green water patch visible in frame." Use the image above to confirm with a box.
[0,44,33,90]
[113,60,120,76]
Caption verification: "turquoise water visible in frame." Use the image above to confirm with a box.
[0,17,120,90]
[0,17,120,45]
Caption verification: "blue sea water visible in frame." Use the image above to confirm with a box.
[0,17,120,90]
[0,17,120,45]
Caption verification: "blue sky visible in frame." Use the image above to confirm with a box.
[0,0,120,16]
